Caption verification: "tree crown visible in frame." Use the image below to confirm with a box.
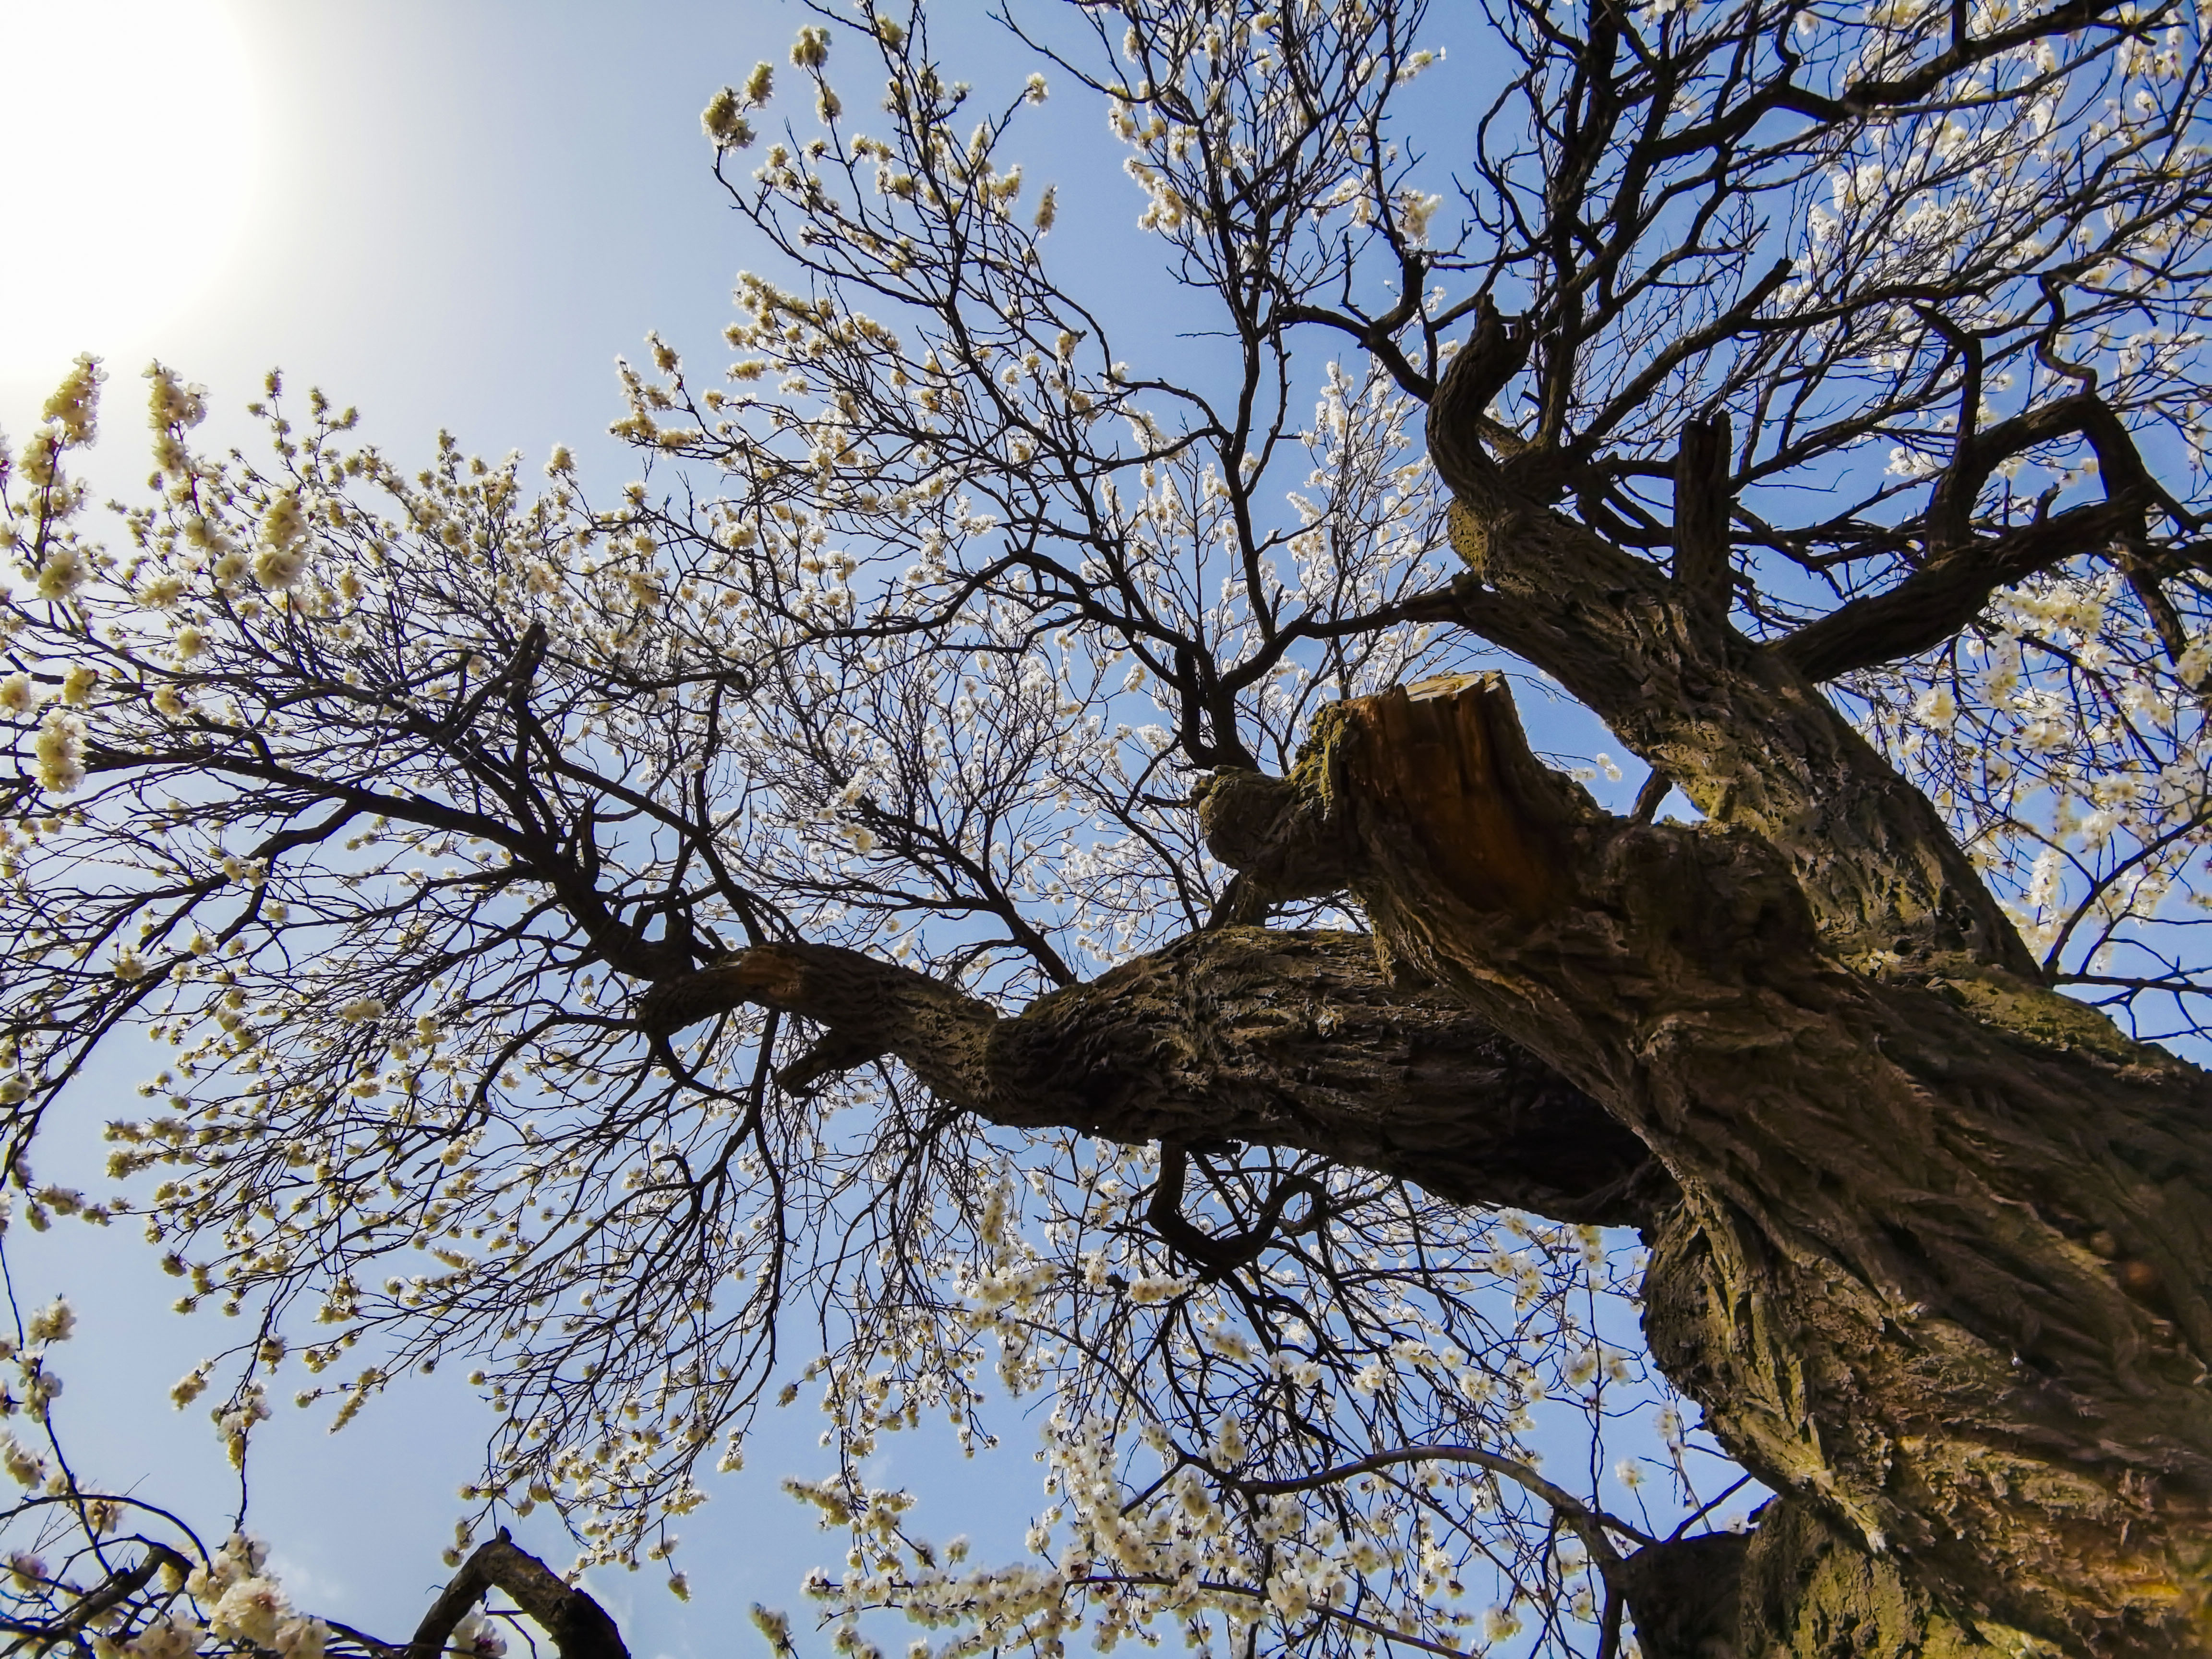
[4,0,2210,1652]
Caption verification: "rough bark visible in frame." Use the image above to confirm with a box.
[1613,1529,1755,1658]
[640,678,2212,1649]
[1202,674,2212,1657]
[641,926,1670,1228]
[1426,315,2038,981]
[1621,1497,2052,1658]
[1671,412,1735,636]
[407,1532,628,1659]
[639,321,2212,1646]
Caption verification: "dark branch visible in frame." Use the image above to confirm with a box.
[407,1533,627,1659]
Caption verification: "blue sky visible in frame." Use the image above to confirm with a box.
[0,4,1065,1652]
[0,4,1670,1653]
[5,3,808,475]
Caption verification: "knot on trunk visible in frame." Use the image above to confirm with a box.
[1202,673,1814,973]
[1194,767,1356,913]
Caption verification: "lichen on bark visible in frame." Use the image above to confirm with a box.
[1200,672,2212,1656]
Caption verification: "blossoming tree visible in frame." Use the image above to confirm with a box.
[6,0,2212,1653]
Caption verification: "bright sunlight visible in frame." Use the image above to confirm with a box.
[0,0,257,387]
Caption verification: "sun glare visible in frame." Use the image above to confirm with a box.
[0,0,258,393]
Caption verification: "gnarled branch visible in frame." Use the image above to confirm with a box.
[638,928,1669,1228]
[1774,391,2179,682]
[1429,345,2038,977]
[407,1533,627,1659]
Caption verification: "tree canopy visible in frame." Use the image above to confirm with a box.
[5,0,2212,1655]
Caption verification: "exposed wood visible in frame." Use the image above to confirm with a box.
[1203,673,2212,1656]
[1428,336,2040,980]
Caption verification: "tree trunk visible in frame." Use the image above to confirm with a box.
[644,670,2212,1651]
[643,673,2212,1650]
[1621,1497,2029,1658]
[1200,675,2212,1657]
[635,328,2211,1650]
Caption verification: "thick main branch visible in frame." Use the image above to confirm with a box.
[638,927,1667,1227]
[1203,672,2212,1656]
[1426,336,2038,979]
